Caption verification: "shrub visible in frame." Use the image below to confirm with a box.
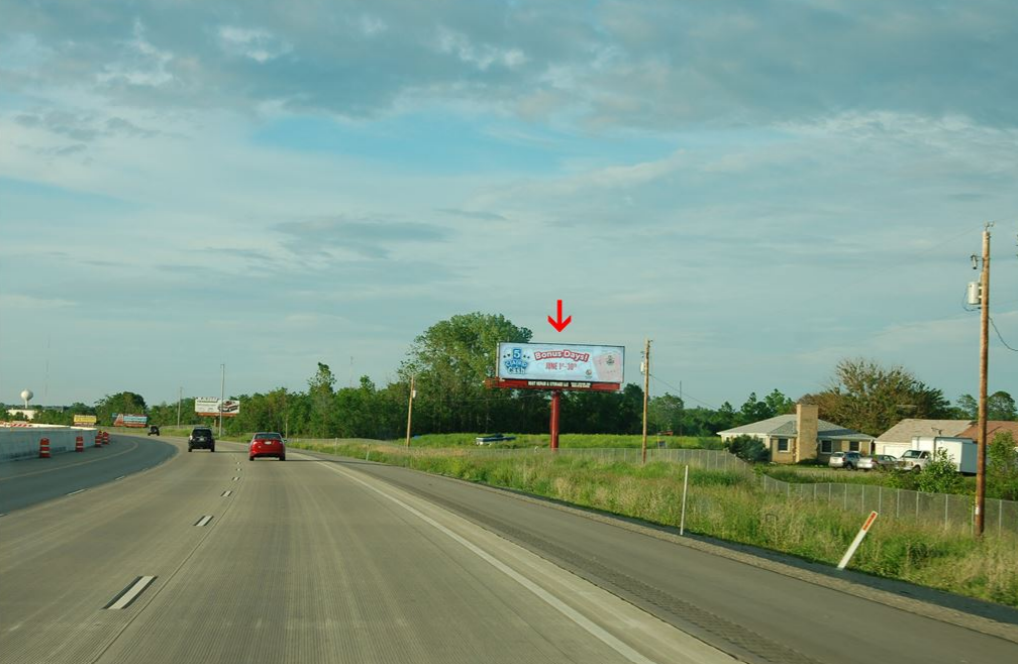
[725,434,770,463]
[916,449,961,494]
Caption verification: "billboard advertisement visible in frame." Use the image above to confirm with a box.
[113,414,148,428]
[195,397,241,418]
[73,414,98,426]
[496,342,625,386]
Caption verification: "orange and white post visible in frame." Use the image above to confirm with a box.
[838,511,879,570]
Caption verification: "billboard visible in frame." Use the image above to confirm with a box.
[73,414,98,426]
[113,414,148,428]
[496,342,625,387]
[195,397,241,418]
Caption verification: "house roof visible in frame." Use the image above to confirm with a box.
[876,419,974,443]
[718,415,874,441]
[956,421,1018,442]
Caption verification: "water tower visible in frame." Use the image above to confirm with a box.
[20,389,33,409]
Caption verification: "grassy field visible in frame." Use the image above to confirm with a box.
[290,440,1018,607]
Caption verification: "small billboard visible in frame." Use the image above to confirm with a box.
[113,414,148,428]
[195,397,241,418]
[496,342,625,387]
[73,414,98,426]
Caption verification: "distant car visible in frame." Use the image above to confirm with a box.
[858,454,896,471]
[147,425,161,436]
[188,427,215,453]
[828,451,861,470]
[250,432,285,461]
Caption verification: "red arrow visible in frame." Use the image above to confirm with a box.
[547,299,572,332]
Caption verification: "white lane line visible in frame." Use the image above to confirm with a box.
[105,576,157,610]
[67,489,85,496]
[194,515,213,527]
[222,490,232,497]
[232,476,239,481]
[318,460,658,664]
[115,475,126,481]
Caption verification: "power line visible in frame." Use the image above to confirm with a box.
[990,316,1018,352]
[649,374,718,409]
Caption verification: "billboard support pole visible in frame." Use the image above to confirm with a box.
[219,364,225,438]
[642,338,651,465]
[550,390,561,451]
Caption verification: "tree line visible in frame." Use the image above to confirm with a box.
[8,313,1016,440]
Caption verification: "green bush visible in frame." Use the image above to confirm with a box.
[725,434,770,463]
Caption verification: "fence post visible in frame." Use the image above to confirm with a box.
[944,494,949,531]
[680,465,690,535]
[878,486,882,516]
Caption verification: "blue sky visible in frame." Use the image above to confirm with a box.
[1,0,1016,410]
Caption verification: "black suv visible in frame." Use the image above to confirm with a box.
[188,427,215,453]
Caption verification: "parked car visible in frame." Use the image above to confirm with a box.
[857,454,896,471]
[250,432,286,461]
[828,451,862,470]
[474,434,516,445]
[188,427,215,453]
[147,425,160,436]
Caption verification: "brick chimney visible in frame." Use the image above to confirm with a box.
[795,403,818,463]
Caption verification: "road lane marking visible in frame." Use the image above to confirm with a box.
[194,515,213,527]
[67,489,85,496]
[232,476,239,481]
[115,475,126,481]
[319,459,659,664]
[222,490,232,497]
[105,576,157,610]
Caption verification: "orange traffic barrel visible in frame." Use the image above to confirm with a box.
[76,435,84,452]
[102,431,110,445]
[95,432,102,448]
[40,437,51,458]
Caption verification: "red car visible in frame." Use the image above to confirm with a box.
[249,432,286,461]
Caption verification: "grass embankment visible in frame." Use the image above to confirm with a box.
[292,440,1018,607]
[400,433,721,449]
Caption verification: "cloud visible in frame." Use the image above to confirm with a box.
[6,2,1012,128]
[274,216,452,259]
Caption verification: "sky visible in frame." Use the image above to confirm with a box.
[1,0,1017,412]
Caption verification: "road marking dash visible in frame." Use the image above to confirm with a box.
[114,475,126,481]
[221,490,232,497]
[105,576,156,610]
[232,476,239,481]
[67,489,85,496]
[194,515,213,527]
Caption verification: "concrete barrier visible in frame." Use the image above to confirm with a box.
[0,426,100,462]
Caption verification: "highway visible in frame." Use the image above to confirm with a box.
[1,435,1017,664]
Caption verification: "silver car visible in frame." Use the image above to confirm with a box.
[857,454,896,471]
[828,451,862,470]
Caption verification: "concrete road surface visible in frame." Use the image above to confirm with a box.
[0,437,729,664]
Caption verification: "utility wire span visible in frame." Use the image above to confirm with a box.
[990,316,1018,352]
[649,374,718,410]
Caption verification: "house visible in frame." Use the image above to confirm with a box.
[874,419,974,457]
[718,404,874,464]
[956,421,1018,445]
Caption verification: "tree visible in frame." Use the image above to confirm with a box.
[955,394,978,420]
[988,391,1017,421]
[95,392,147,426]
[988,431,1018,500]
[805,358,951,437]
[738,392,773,425]
[308,363,337,437]
[648,393,684,433]
[400,312,532,433]
[763,389,795,417]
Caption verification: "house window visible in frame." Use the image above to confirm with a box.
[777,438,789,452]
[849,441,860,452]
[820,440,833,454]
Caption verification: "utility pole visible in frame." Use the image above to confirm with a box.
[405,375,416,448]
[177,387,182,428]
[642,338,651,464]
[975,227,992,537]
[219,363,226,438]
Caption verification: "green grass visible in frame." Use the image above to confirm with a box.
[292,440,1018,608]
